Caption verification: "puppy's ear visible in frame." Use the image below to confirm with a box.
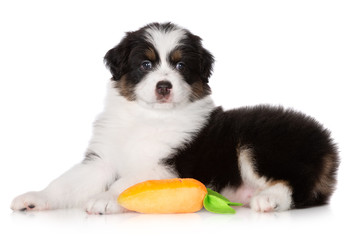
[183,31,214,83]
[104,33,133,80]
[199,48,214,83]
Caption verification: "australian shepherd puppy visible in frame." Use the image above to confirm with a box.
[11,23,339,214]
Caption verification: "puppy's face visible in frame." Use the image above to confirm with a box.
[104,23,214,109]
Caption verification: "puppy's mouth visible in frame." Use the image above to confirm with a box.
[156,92,172,103]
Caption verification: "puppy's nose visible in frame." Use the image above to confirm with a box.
[156,81,172,96]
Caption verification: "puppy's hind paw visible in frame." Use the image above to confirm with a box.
[250,183,292,212]
[250,194,280,212]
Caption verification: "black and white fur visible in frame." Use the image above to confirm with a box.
[11,23,339,214]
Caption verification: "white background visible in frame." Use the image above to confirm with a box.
[1,0,358,239]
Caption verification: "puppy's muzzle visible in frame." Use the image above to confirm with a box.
[156,81,172,98]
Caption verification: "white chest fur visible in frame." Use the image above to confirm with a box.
[87,84,215,180]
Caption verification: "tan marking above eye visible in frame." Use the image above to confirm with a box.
[145,48,156,61]
[170,49,182,62]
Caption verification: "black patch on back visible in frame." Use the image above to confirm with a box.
[163,105,339,208]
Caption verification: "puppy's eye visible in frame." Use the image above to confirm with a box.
[176,62,185,71]
[141,60,153,71]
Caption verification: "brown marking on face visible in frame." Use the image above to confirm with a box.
[312,154,338,198]
[170,49,182,63]
[113,75,136,101]
[189,80,211,101]
[145,48,156,62]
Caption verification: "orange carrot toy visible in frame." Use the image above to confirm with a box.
[118,178,242,214]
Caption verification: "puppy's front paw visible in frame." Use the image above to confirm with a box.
[11,191,49,211]
[85,192,125,215]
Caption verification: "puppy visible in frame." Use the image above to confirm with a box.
[11,22,339,214]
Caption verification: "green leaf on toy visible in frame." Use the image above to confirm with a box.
[206,188,243,206]
[203,188,243,214]
[203,194,236,214]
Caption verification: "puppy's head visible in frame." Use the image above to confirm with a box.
[104,22,214,109]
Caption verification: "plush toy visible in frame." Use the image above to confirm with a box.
[118,178,242,214]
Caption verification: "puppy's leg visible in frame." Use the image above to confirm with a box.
[11,159,116,211]
[238,147,293,212]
